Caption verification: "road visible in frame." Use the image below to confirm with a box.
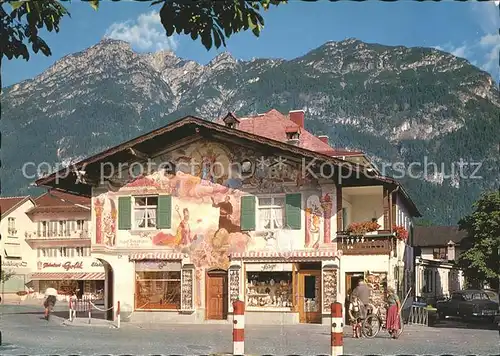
[0,304,498,355]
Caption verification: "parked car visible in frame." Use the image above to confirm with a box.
[482,289,499,304]
[436,289,499,322]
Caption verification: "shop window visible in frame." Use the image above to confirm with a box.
[246,272,293,309]
[135,261,181,310]
[134,196,158,229]
[258,196,285,230]
[433,248,447,260]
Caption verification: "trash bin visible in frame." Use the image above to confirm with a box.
[426,306,438,326]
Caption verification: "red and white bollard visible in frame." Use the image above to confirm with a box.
[88,301,92,324]
[331,302,344,356]
[68,299,73,321]
[116,301,121,329]
[232,300,245,356]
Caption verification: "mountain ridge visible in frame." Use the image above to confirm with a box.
[2,38,499,224]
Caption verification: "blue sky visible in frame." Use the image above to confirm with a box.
[3,0,499,87]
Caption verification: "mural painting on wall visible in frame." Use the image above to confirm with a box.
[305,195,323,249]
[94,197,117,247]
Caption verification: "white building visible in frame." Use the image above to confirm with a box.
[0,196,36,300]
[414,226,466,305]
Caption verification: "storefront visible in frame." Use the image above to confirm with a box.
[30,258,105,298]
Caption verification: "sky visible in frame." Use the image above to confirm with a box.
[2,0,499,87]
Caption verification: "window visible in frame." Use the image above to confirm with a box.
[463,292,489,301]
[134,196,158,229]
[342,207,349,231]
[58,221,67,236]
[135,261,181,310]
[41,222,48,237]
[258,196,285,230]
[246,272,293,309]
[76,220,85,231]
[59,247,68,257]
[8,217,16,234]
[76,247,84,257]
[423,269,433,293]
[433,248,447,260]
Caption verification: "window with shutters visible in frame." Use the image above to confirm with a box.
[77,220,84,231]
[58,221,67,237]
[257,196,285,230]
[41,221,47,237]
[134,196,158,229]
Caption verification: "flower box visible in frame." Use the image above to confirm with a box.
[346,221,381,237]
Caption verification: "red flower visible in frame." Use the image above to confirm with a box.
[393,225,408,241]
[347,221,381,236]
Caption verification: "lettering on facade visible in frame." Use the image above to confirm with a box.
[261,264,277,271]
[91,261,103,267]
[121,239,149,248]
[41,261,84,270]
[1,260,27,268]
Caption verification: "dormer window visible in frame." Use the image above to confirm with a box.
[285,126,301,140]
[222,112,240,129]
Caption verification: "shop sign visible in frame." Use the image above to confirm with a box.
[39,261,84,271]
[1,260,28,268]
[118,238,151,248]
[91,261,103,267]
[245,263,293,272]
[135,261,181,272]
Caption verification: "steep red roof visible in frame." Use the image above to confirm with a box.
[217,109,363,156]
[0,196,32,220]
[26,190,90,215]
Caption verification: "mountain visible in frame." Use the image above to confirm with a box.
[2,38,499,224]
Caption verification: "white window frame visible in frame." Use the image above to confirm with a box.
[257,195,285,231]
[58,221,67,237]
[133,196,158,230]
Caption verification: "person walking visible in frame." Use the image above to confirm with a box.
[351,279,371,319]
[386,286,401,339]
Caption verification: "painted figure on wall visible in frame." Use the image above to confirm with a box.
[94,196,117,247]
[211,196,240,233]
[175,206,193,246]
[305,195,323,249]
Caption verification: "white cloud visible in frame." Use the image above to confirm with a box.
[104,11,177,52]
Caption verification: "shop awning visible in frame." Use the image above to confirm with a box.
[230,250,341,260]
[128,252,185,261]
[4,244,22,258]
[30,272,105,280]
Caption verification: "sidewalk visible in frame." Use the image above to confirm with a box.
[62,317,119,328]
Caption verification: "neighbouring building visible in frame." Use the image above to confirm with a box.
[36,109,420,324]
[414,226,466,305]
[24,190,105,298]
[0,196,36,299]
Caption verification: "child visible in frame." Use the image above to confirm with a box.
[349,295,363,338]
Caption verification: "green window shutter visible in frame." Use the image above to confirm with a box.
[157,195,172,229]
[118,196,132,230]
[240,196,256,231]
[285,193,302,229]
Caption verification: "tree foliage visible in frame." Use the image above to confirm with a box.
[1,269,15,283]
[457,191,500,289]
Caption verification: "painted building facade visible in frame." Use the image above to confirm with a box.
[36,110,420,324]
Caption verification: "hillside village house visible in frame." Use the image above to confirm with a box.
[24,190,105,299]
[0,196,36,300]
[36,109,420,324]
[414,226,466,305]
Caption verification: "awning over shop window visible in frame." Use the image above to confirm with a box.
[30,272,105,280]
[230,250,341,260]
[4,244,22,258]
[129,252,185,261]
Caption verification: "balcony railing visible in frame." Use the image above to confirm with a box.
[337,230,395,255]
[25,230,89,240]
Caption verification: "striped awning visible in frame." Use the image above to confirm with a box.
[230,250,341,260]
[128,252,185,261]
[30,272,105,280]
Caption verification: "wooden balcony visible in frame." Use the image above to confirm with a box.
[337,230,395,255]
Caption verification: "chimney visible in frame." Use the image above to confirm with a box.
[289,110,305,128]
[318,135,329,145]
[447,241,456,261]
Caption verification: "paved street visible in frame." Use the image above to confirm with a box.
[1,304,498,355]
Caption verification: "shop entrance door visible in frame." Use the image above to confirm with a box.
[206,270,227,320]
[298,270,322,323]
[345,272,364,325]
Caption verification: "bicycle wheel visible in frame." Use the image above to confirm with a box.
[362,314,382,338]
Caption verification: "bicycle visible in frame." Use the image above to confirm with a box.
[361,304,404,339]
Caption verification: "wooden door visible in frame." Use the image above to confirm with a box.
[206,271,227,320]
[298,270,322,324]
